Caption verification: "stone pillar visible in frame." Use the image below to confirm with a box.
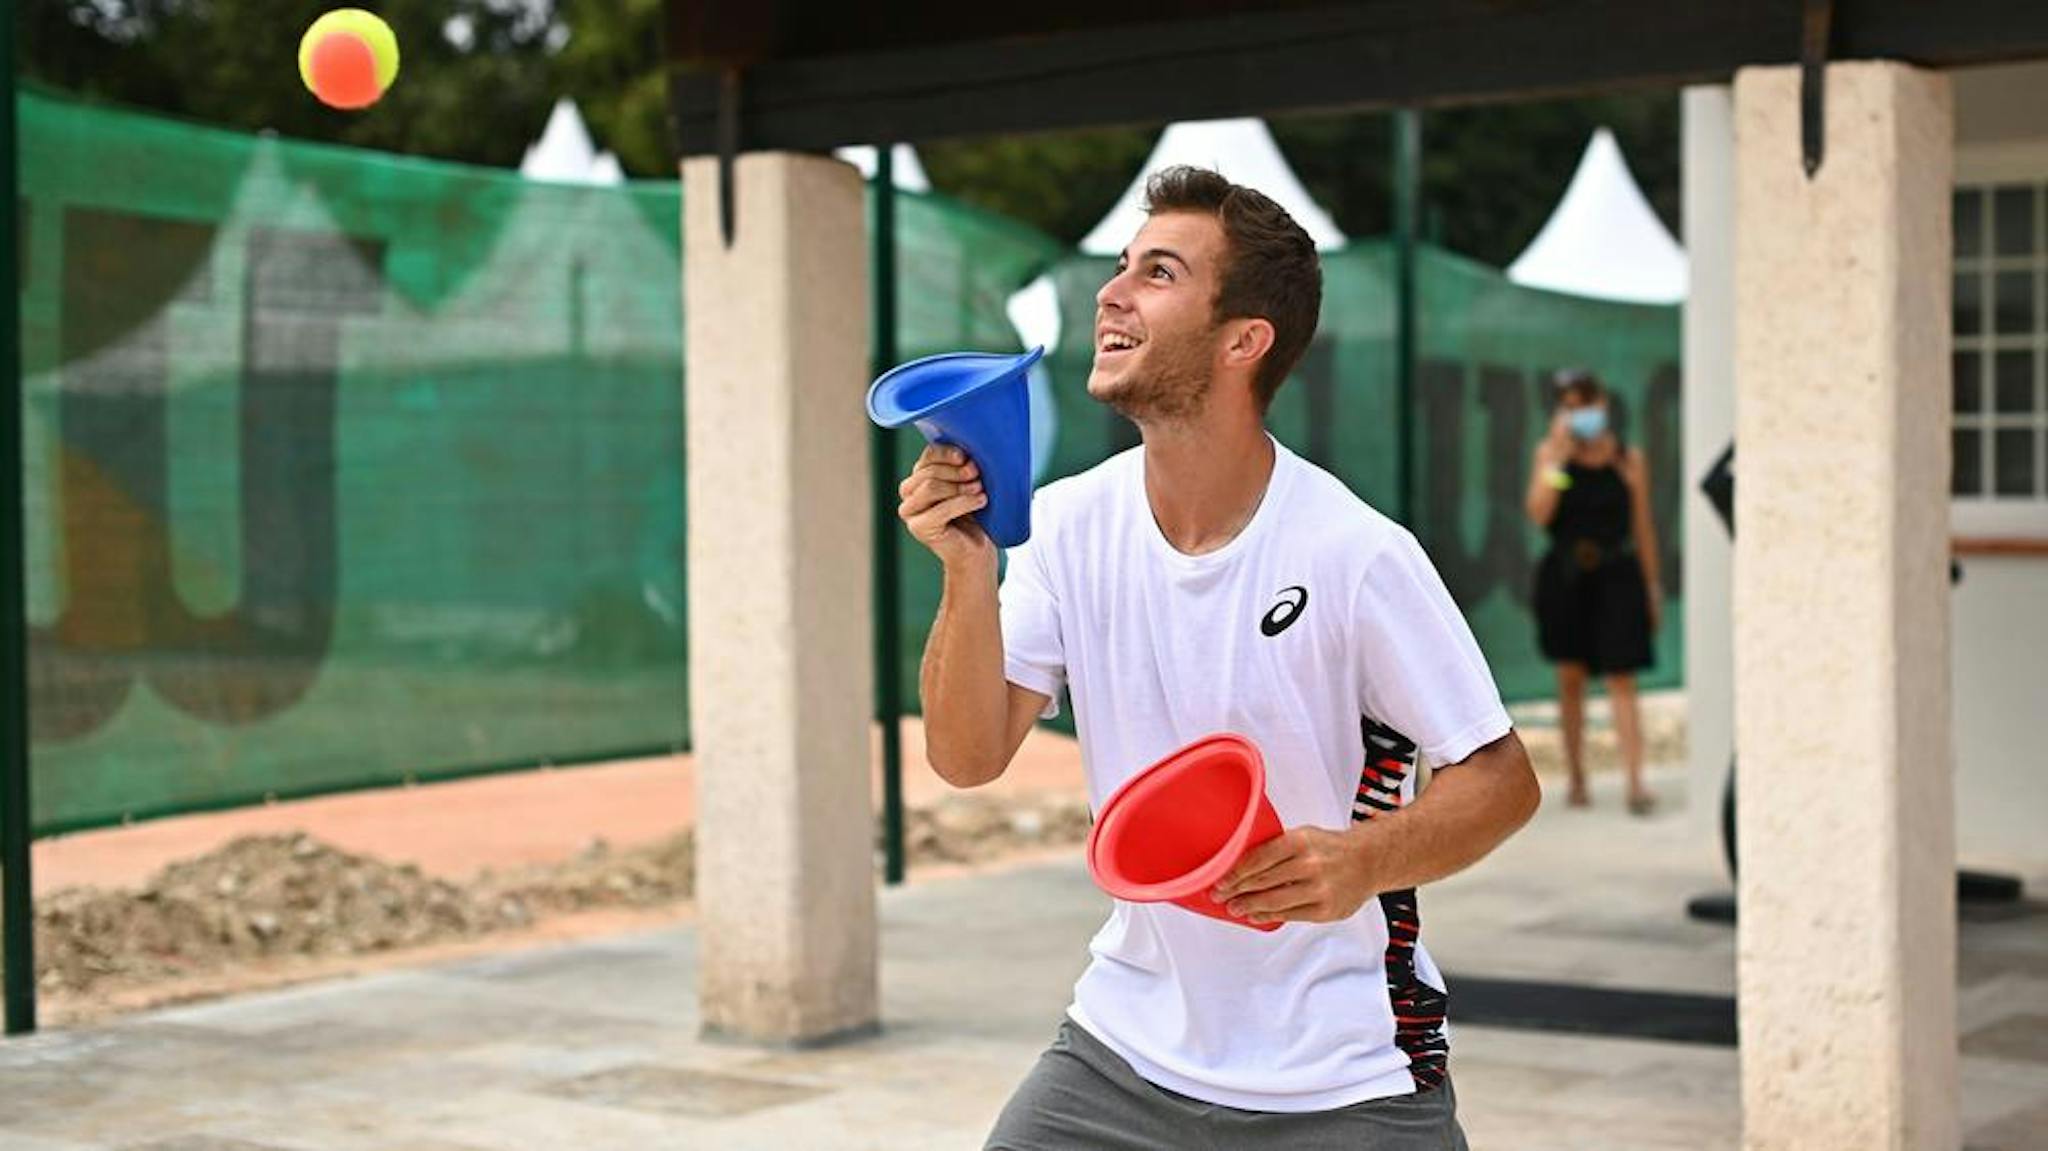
[1682,84,1736,853]
[683,152,878,1045]
[1733,63,1955,1150]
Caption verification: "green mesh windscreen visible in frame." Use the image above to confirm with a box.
[17,90,1679,836]
[17,92,690,835]
[14,92,1060,836]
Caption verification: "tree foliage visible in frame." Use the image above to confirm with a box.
[923,94,1679,266]
[1274,93,1681,267]
[547,0,670,177]
[919,126,1160,248]
[21,0,563,167]
[19,2,1680,263]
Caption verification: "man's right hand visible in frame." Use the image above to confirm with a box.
[898,444,995,569]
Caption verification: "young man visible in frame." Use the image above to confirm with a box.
[897,166,1540,1149]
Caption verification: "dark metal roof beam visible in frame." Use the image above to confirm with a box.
[669,0,2048,156]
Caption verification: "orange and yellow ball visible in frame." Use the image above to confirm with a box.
[299,10,400,111]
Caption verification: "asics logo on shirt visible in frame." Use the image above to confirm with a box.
[1259,586,1309,637]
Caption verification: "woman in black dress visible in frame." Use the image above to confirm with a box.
[1524,370,1663,814]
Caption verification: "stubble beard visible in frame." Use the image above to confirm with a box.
[1089,335,1214,426]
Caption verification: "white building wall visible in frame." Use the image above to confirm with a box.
[1684,64,2048,875]
[1947,62,2048,871]
[1682,86,1736,858]
[1952,556,2048,868]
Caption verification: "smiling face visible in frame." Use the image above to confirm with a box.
[1088,211,1233,423]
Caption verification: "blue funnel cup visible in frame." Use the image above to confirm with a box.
[867,347,1042,547]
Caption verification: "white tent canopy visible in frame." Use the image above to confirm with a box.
[1005,275,1061,356]
[520,99,624,186]
[832,143,933,192]
[1506,128,1687,305]
[1078,118,1347,255]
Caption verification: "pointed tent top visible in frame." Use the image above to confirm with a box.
[520,98,625,186]
[1506,128,1686,305]
[833,143,933,192]
[1079,118,1347,256]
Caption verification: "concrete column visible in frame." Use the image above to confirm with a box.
[1733,63,1955,1150]
[683,152,879,1045]
[1682,84,1736,856]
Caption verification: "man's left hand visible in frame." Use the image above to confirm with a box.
[1211,826,1379,926]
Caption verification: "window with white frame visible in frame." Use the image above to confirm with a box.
[1954,182,2048,533]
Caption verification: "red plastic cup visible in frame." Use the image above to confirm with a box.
[1086,733,1284,932]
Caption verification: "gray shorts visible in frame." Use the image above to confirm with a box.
[985,1020,1469,1150]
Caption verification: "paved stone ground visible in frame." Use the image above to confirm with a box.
[2,769,2043,1150]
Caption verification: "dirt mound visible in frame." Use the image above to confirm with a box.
[477,831,697,915]
[905,791,1094,865]
[34,834,530,996]
[28,790,1093,1004]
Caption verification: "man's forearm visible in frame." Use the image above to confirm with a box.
[918,559,1011,787]
[1348,732,1539,892]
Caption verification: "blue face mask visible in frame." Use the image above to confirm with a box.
[1568,407,1609,440]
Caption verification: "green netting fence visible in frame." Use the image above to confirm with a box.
[13,90,1680,838]
[12,91,1061,836]
[16,91,689,836]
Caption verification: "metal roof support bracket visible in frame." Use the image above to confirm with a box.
[1802,0,1833,178]
[718,67,741,247]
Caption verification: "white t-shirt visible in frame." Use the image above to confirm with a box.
[999,440,1512,1112]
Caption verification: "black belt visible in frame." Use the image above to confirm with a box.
[1567,537,1636,572]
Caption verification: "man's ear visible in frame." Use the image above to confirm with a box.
[1222,317,1276,371]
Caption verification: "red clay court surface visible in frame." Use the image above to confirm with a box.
[31,720,1086,897]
